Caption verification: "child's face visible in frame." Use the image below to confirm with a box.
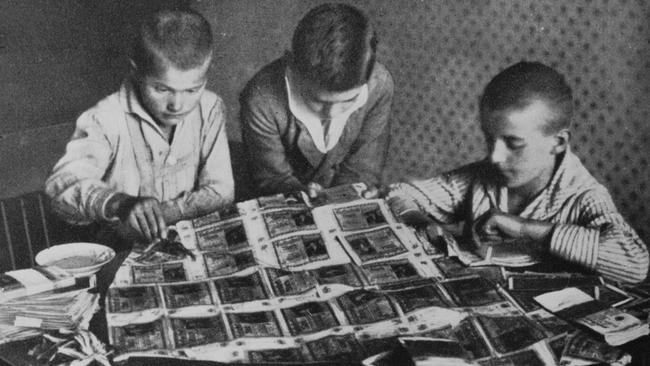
[294,73,365,120]
[137,57,210,130]
[481,99,563,193]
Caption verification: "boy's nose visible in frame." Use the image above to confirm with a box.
[489,140,508,164]
[167,94,183,113]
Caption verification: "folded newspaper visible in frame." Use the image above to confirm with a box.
[534,287,649,346]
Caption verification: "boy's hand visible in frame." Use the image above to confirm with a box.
[476,210,524,241]
[475,210,554,251]
[108,194,167,242]
[387,195,425,222]
[125,197,167,242]
[361,184,390,199]
[362,185,379,199]
[307,182,324,199]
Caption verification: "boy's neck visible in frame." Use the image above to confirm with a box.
[507,153,564,213]
[159,124,176,144]
[509,171,552,201]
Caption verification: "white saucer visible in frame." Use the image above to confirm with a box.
[35,242,116,277]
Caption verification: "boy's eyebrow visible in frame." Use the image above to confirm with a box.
[314,93,359,104]
[150,80,206,91]
[186,83,205,90]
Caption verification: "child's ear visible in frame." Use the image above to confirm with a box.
[552,129,570,154]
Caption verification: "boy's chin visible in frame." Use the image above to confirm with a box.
[156,116,184,128]
[498,173,526,189]
[162,119,182,126]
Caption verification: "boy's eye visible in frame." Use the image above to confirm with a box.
[154,86,169,93]
[501,136,525,150]
[506,141,526,150]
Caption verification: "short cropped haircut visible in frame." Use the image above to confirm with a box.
[291,3,377,91]
[132,8,213,75]
[479,61,574,134]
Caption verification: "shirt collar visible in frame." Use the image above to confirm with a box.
[118,79,168,136]
[541,146,592,196]
[285,68,368,152]
[516,146,595,217]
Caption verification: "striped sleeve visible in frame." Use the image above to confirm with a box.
[549,189,649,283]
[388,166,474,224]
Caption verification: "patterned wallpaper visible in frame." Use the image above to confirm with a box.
[195,0,649,241]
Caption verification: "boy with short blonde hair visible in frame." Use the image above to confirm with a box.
[46,8,234,243]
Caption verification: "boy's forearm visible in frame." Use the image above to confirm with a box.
[519,220,555,250]
[161,184,235,224]
[46,174,119,225]
[550,222,649,283]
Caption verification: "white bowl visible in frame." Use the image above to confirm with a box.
[35,243,116,277]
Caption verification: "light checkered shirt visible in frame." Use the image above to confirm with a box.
[389,149,648,283]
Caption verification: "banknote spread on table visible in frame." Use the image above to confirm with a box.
[104,183,638,365]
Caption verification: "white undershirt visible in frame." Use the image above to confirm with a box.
[285,71,368,153]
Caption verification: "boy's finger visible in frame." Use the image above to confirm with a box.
[134,213,153,242]
[307,182,323,198]
[127,215,142,237]
[308,188,318,198]
[362,186,379,199]
[151,204,167,239]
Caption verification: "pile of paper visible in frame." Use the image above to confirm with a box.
[0,266,98,345]
[0,289,98,330]
[535,287,649,346]
[0,266,77,301]
[447,236,541,268]
[0,323,41,344]
[479,241,541,267]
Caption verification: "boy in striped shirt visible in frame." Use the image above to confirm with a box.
[389,62,648,283]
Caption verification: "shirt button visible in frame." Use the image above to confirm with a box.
[168,156,177,165]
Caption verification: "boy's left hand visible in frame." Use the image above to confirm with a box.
[475,210,554,250]
[307,182,324,199]
[362,184,387,199]
[476,211,525,241]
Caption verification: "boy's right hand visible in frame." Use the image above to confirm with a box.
[387,195,426,224]
[307,182,324,199]
[107,194,167,242]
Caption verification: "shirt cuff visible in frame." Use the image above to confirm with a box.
[161,200,184,224]
[549,224,600,269]
[91,188,121,222]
